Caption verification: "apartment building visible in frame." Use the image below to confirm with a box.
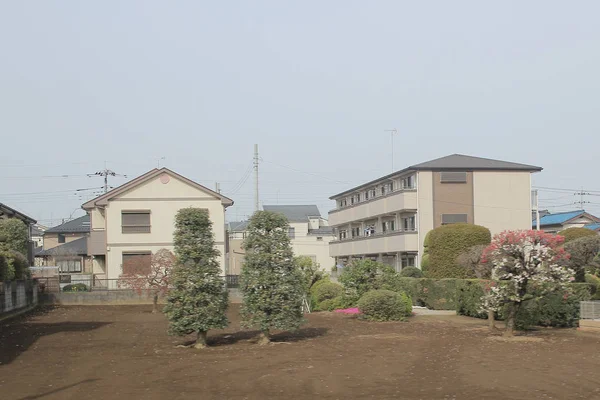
[328,154,542,271]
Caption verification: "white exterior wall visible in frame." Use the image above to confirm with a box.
[102,174,227,279]
[473,171,532,235]
[288,222,335,271]
[416,171,434,265]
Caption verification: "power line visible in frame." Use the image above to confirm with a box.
[87,167,127,193]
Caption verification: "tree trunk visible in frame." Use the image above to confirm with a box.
[258,330,270,346]
[152,294,159,314]
[488,310,497,331]
[194,331,208,349]
[504,303,519,337]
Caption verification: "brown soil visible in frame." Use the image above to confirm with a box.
[1,305,600,400]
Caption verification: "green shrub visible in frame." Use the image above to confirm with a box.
[399,266,423,278]
[424,224,491,279]
[357,290,412,321]
[62,283,89,292]
[381,276,458,310]
[318,296,344,311]
[455,279,491,318]
[558,227,597,243]
[564,236,600,282]
[0,252,11,282]
[0,250,29,281]
[339,259,396,299]
[312,282,343,310]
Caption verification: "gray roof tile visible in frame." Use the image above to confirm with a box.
[45,215,90,234]
[37,237,88,256]
[263,205,321,222]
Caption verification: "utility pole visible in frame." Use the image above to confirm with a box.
[384,128,398,171]
[575,187,590,210]
[532,189,540,231]
[254,144,259,212]
[215,182,221,194]
[88,166,127,193]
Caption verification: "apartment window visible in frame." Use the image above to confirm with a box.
[441,214,468,225]
[316,236,323,241]
[364,190,370,200]
[122,252,152,275]
[381,182,393,195]
[122,211,151,233]
[288,227,296,239]
[339,230,347,240]
[402,175,415,189]
[57,258,82,273]
[58,234,66,244]
[339,199,348,208]
[401,255,416,268]
[351,227,361,238]
[402,216,416,231]
[440,172,467,183]
[383,220,395,232]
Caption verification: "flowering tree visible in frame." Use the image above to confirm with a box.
[118,249,174,313]
[481,230,573,336]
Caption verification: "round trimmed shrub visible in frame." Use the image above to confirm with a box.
[63,283,89,292]
[318,296,343,311]
[424,224,491,279]
[357,289,412,321]
[558,227,597,243]
[313,281,343,303]
[399,266,423,278]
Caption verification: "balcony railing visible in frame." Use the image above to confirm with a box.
[333,228,417,243]
[330,186,417,214]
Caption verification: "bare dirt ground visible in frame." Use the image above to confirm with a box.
[1,305,600,400]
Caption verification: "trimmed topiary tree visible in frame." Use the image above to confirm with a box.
[424,224,491,279]
[558,227,597,243]
[456,244,492,279]
[240,211,305,345]
[399,266,423,278]
[312,281,343,310]
[163,208,228,349]
[358,289,412,321]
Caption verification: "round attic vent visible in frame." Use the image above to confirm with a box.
[159,174,170,184]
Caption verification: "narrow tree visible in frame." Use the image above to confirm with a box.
[163,208,228,349]
[118,249,174,313]
[481,230,573,337]
[295,255,325,296]
[240,211,305,345]
[0,219,29,256]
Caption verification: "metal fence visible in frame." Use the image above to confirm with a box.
[580,301,600,320]
[36,274,241,293]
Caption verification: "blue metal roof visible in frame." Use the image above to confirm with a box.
[532,210,585,227]
[584,223,600,231]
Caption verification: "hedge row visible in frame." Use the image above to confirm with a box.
[0,250,30,282]
[455,280,596,328]
[381,276,459,310]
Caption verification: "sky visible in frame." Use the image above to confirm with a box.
[1,1,599,227]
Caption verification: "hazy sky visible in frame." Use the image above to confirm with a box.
[1,1,599,227]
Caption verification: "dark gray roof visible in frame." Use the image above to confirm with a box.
[331,154,542,199]
[263,205,322,222]
[0,203,36,224]
[37,237,88,256]
[308,227,335,235]
[45,215,90,234]
[410,154,542,171]
[227,221,249,231]
[31,224,45,237]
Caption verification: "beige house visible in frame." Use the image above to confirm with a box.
[82,168,234,281]
[227,205,336,274]
[36,215,92,273]
[329,154,542,271]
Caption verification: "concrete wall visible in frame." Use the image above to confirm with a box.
[432,171,474,228]
[101,173,227,279]
[473,171,532,235]
[1,280,38,317]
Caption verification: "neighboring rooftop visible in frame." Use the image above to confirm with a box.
[584,223,600,232]
[37,237,88,256]
[331,154,543,199]
[532,210,600,227]
[263,205,322,222]
[45,215,91,234]
[0,202,36,224]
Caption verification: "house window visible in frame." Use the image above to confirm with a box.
[122,252,152,275]
[58,234,66,244]
[122,211,151,233]
[441,214,468,225]
[402,216,416,231]
[402,175,415,189]
[317,237,323,241]
[57,258,82,273]
[440,172,467,183]
[401,255,416,268]
[288,227,296,239]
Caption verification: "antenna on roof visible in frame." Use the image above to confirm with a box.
[384,129,398,171]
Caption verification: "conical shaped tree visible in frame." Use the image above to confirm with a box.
[240,211,305,345]
[163,208,228,349]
